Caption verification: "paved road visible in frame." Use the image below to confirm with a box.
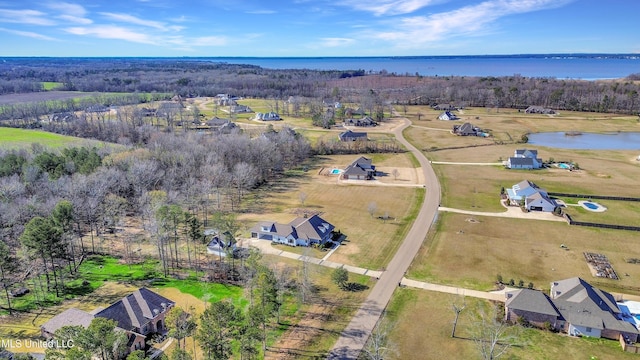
[327,116,442,359]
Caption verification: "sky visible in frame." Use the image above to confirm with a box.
[0,0,638,57]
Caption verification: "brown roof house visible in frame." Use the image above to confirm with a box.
[250,214,335,247]
[41,288,175,353]
[505,277,639,346]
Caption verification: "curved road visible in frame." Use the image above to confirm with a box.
[327,116,442,359]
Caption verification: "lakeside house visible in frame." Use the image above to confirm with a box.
[250,214,335,247]
[506,149,543,170]
[41,288,174,354]
[505,277,639,347]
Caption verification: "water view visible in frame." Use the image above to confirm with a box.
[528,132,640,150]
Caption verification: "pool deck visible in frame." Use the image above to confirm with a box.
[578,200,607,212]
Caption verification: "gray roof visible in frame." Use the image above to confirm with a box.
[508,157,537,167]
[506,289,560,317]
[95,288,174,331]
[339,130,367,141]
[289,214,334,241]
[515,149,539,158]
[551,277,639,334]
[526,191,557,206]
[41,308,94,334]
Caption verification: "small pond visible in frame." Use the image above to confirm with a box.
[527,132,640,150]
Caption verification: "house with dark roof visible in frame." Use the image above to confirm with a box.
[205,117,237,133]
[452,122,482,136]
[506,149,543,169]
[438,111,459,121]
[342,156,376,180]
[41,308,95,339]
[343,116,376,127]
[250,214,335,247]
[40,288,174,353]
[505,278,639,345]
[205,229,237,257]
[525,106,556,114]
[338,130,367,142]
[433,104,457,111]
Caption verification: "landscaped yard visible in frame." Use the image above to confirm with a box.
[386,288,640,360]
[238,152,422,270]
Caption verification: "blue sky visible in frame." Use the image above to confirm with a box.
[0,0,638,57]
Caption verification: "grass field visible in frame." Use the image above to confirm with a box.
[408,212,640,294]
[386,288,639,360]
[0,127,111,149]
[41,82,64,90]
[238,152,421,270]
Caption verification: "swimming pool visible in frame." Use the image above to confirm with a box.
[331,169,342,174]
[558,163,571,169]
[584,202,598,210]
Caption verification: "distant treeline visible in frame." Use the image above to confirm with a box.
[1,58,640,115]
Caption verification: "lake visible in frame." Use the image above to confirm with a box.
[527,132,640,150]
[200,54,640,80]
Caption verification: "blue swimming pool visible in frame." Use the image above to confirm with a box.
[558,163,571,169]
[584,202,599,210]
[331,169,341,174]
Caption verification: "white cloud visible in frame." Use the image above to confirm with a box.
[0,9,56,26]
[46,2,93,24]
[337,0,437,16]
[320,37,354,47]
[0,26,57,40]
[99,12,183,32]
[368,0,572,47]
[64,25,155,44]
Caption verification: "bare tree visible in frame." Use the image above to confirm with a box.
[451,295,466,338]
[367,201,377,218]
[299,191,308,206]
[471,305,521,360]
[363,311,396,360]
[392,168,400,181]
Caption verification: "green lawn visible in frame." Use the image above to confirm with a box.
[0,127,109,149]
[2,255,243,314]
[41,82,64,90]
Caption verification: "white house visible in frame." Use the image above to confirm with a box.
[506,149,543,169]
[250,214,334,247]
[507,179,558,212]
[438,111,459,121]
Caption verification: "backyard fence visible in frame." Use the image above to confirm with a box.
[549,192,640,202]
[563,213,640,232]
